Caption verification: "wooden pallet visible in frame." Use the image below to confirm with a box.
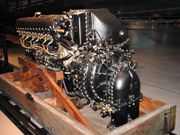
[0,69,176,135]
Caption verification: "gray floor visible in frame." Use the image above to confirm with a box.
[127,23,180,134]
[133,47,180,134]
[0,111,23,135]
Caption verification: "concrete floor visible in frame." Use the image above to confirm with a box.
[127,23,180,134]
[0,111,23,135]
[134,47,180,134]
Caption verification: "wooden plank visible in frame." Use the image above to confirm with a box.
[16,58,96,131]
[107,104,176,135]
[140,96,165,114]
[0,73,94,135]
[164,105,176,133]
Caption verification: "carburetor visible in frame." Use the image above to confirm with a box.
[16,9,142,127]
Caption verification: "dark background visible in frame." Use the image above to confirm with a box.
[1,0,180,48]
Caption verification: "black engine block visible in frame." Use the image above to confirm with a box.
[16,9,142,127]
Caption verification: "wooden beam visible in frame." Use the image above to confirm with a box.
[14,58,97,133]
[0,73,95,135]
